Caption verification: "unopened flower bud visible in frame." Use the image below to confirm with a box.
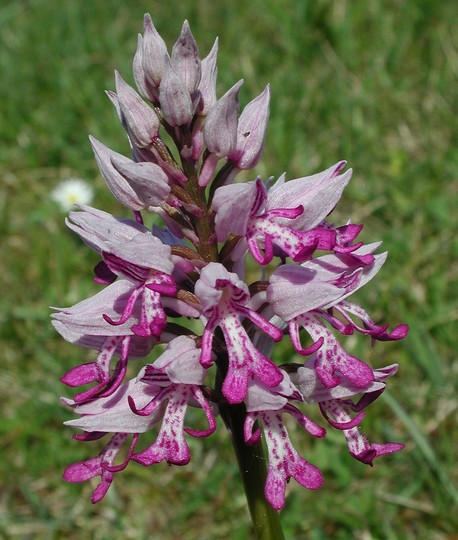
[133,35,148,99]
[197,38,218,115]
[159,62,193,127]
[142,14,169,88]
[111,158,171,209]
[115,71,160,148]
[204,79,243,157]
[90,136,145,210]
[171,20,201,93]
[229,84,270,170]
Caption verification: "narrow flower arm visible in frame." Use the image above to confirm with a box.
[63,433,134,504]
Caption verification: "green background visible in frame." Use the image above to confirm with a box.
[1,0,457,538]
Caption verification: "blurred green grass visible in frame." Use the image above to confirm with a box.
[1,0,457,538]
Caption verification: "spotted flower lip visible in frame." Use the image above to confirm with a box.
[56,13,408,510]
[290,360,399,404]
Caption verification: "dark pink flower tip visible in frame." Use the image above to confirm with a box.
[91,482,112,504]
[352,442,405,465]
[60,363,98,387]
[63,458,101,483]
[292,460,324,491]
[380,323,409,341]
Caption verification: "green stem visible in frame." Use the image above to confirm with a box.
[219,400,285,540]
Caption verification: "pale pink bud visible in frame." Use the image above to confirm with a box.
[204,79,242,157]
[197,38,218,115]
[111,158,171,209]
[228,84,270,170]
[159,62,193,127]
[132,34,157,102]
[90,136,145,210]
[142,14,169,88]
[115,71,160,148]
[105,90,121,120]
[171,20,201,93]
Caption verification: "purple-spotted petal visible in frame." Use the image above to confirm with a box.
[132,385,193,466]
[292,359,387,403]
[297,314,374,388]
[254,411,323,510]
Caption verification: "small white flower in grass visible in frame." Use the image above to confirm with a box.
[51,178,94,211]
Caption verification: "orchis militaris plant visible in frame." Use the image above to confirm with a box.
[53,14,408,537]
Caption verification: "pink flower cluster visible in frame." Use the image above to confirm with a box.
[54,15,408,509]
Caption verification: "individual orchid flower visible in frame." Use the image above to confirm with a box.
[56,15,408,532]
[63,336,215,501]
[52,280,156,403]
[66,206,181,336]
[244,375,326,510]
[195,262,284,404]
[267,245,408,388]
[213,163,361,265]
[291,361,404,465]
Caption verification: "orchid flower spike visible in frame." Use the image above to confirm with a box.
[54,13,408,519]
